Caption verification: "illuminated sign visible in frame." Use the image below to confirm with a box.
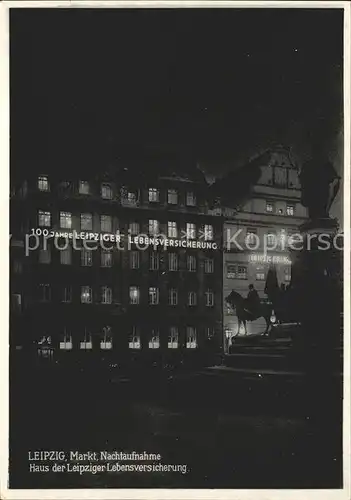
[31,228,121,242]
[30,229,218,250]
[249,253,291,265]
[128,236,218,250]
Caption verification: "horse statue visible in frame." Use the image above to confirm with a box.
[225,290,274,337]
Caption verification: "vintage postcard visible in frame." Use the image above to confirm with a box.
[1,1,350,498]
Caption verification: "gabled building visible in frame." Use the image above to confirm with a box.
[211,146,309,342]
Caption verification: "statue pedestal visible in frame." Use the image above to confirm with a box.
[290,217,342,422]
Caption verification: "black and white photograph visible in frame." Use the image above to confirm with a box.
[2,1,350,496]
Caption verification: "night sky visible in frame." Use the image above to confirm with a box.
[10,8,344,218]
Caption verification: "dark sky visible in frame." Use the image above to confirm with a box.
[10,7,343,211]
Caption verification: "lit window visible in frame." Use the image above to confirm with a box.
[148,219,159,236]
[204,224,213,241]
[149,252,159,270]
[246,229,257,245]
[266,202,274,213]
[186,326,197,348]
[188,291,197,306]
[187,255,197,272]
[100,326,112,350]
[168,189,178,204]
[186,223,196,239]
[79,180,90,195]
[38,176,49,192]
[81,286,92,304]
[60,329,72,350]
[81,213,93,231]
[62,286,72,303]
[237,266,247,280]
[204,258,214,273]
[186,192,196,206]
[168,253,178,271]
[39,284,51,302]
[205,289,214,307]
[148,329,160,349]
[101,286,112,304]
[100,215,112,233]
[149,287,159,305]
[168,288,178,306]
[60,246,72,265]
[101,183,113,200]
[129,222,140,235]
[148,188,159,202]
[38,210,51,227]
[81,249,93,266]
[39,248,51,264]
[168,326,179,349]
[101,250,112,267]
[130,251,140,269]
[129,286,140,304]
[227,264,236,279]
[80,329,92,350]
[60,211,72,229]
[168,221,178,238]
[129,326,141,349]
[287,205,295,216]
[267,232,276,245]
[127,190,138,204]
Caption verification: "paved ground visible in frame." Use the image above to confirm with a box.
[9,364,343,489]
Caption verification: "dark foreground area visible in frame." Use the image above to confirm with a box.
[9,358,343,489]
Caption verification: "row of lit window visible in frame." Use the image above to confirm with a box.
[37,283,215,307]
[145,187,196,206]
[129,286,214,306]
[38,176,198,206]
[38,211,114,232]
[244,228,295,246]
[226,264,291,281]
[39,325,206,351]
[266,201,295,216]
[38,210,214,240]
[38,247,214,273]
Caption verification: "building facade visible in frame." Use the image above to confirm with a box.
[10,164,223,366]
[221,147,309,340]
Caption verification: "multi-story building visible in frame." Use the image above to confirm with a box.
[216,147,309,342]
[10,162,223,366]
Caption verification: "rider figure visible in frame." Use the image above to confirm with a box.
[246,284,260,319]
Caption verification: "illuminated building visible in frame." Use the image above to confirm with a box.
[219,147,309,340]
[10,162,223,365]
